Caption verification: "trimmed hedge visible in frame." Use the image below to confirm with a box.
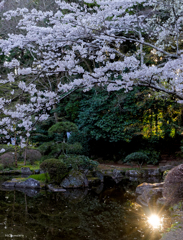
[124,152,149,165]
[40,158,68,184]
[59,154,99,171]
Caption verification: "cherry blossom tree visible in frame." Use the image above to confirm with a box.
[0,0,183,158]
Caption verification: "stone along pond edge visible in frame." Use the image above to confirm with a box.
[1,165,168,192]
[1,164,182,239]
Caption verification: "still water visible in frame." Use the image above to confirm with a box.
[0,177,170,240]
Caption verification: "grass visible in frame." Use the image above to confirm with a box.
[28,173,50,182]
[16,161,40,170]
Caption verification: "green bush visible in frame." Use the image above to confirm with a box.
[0,153,15,168]
[38,141,56,155]
[138,149,160,165]
[59,154,99,171]
[68,131,90,156]
[40,158,68,184]
[22,149,42,165]
[38,141,82,157]
[123,152,149,166]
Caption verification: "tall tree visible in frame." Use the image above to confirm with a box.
[0,0,183,148]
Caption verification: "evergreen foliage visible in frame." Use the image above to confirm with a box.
[40,158,68,184]
[123,152,149,166]
[48,122,78,136]
[59,154,99,171]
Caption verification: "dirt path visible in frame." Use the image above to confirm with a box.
[98,163,159,170]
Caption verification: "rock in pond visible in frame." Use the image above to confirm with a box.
[136,182,164,196]
[101,169,124,179]
[135,182,164,207]
[136,187,163,207]
[16,178,40,189]
[93,171,104,182]
[125,170,142,177]
[60,170,88,188]
[142,168,161,177]
[2,178,41,189]
[2,181,16,188]
[112,169,123,178]
[48,184,66,192]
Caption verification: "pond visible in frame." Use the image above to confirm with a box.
[0,177,170,240]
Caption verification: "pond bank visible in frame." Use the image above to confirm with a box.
[0,163,177,239]
[160,208,183,240]
[1,164,164,192]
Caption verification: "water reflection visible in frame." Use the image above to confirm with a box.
[0,179,170,240]
[148,214,162,229]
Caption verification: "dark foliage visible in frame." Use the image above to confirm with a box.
[40,158,68,184]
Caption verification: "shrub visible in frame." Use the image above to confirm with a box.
[138,149,160,165]
[40,158,68,184]
[38,141,82,157]
[123,152,149,166]
[59,154,99,171]
[38,141,56,156]
[0,152,15,168]
[68,131,90,156]
[22,149,42,165]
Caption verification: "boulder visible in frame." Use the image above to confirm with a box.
[93,171,104,182]
[136,195,148,207]
[15,178,40,189]
[142,187,163,206]
[136,182,164,196]
[2,181,16,188]
[125,170,142,177]
[159,165,174,172]
[156,197,167,208]
[112,169,123,178]
[163,164,183,204]
[135,182,164,207]
[60,170,89,188]
[21,167,32,175]
[142,168,160,177]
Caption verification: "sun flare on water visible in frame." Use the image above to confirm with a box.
[148,214,161,228]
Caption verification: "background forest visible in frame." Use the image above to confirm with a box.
[0,0,183,167]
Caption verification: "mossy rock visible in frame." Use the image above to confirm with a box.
[163,164,183,205]
[60,170,88,188]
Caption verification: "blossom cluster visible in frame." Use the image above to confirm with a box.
[0,0,182,146]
